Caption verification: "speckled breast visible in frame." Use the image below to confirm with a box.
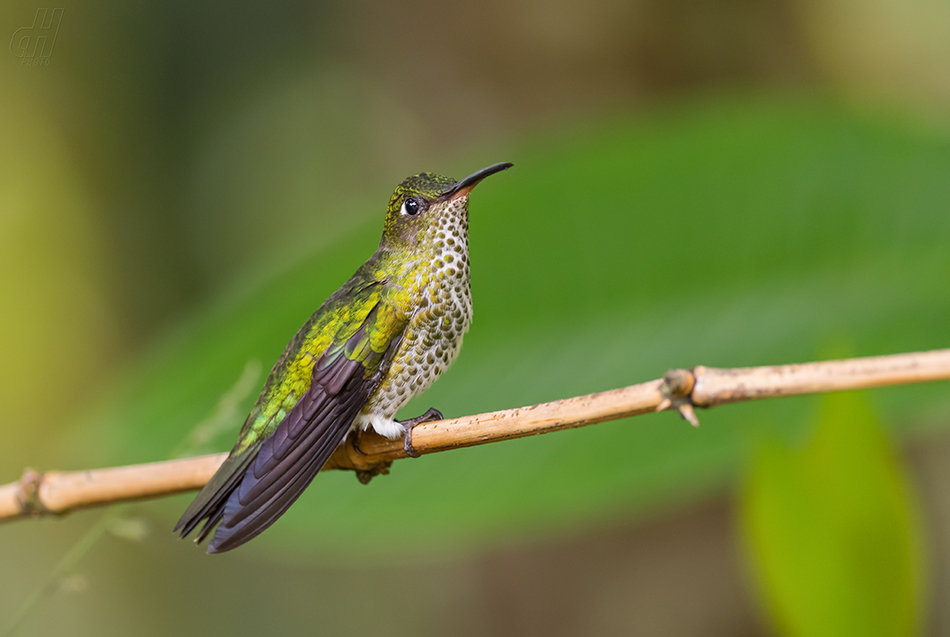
[356,199,473,430]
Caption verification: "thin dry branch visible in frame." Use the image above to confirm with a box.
[3,348,950,523]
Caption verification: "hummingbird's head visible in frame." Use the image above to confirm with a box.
[380,162,513,250]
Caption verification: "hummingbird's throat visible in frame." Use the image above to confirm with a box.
[425,195,469,249]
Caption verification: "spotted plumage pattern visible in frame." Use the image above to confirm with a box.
[175,163,512,553]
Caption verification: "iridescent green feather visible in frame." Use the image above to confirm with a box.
[233,257,414,455]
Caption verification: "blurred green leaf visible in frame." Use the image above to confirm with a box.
[58,97,950,561]
[740,392,924,636]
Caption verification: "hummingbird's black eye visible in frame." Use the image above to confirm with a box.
[402,198,421,216]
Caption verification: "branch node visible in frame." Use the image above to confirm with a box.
[660,368,701,427]
[661,369,695,398]
[16,469,49,516]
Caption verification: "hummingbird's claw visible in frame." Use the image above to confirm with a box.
[398,408,443,458]
[352,429,367,456]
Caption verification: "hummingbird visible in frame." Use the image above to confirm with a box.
[174,162,513,553]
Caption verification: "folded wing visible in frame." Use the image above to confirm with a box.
[175,295,407,553]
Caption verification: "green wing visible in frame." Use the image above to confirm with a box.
[175,270,409,552]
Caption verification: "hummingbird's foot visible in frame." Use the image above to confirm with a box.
[398,408,443,458]
[352,429,367,456]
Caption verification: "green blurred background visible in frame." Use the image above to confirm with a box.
[2,0,950,634]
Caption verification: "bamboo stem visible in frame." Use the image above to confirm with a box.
[3,348,949,522]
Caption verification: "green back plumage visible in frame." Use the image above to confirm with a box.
[174,252,415,546]
[235,255,414,454]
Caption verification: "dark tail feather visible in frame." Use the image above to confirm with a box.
[195,505,226,543]
[174,444,260,540]
[205,385,364,554]
[206,411,355,553]
[183,314,385,553]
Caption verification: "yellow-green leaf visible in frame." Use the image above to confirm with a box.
[741,392,925,636]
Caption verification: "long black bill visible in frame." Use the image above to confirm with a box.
[441,162,513,200]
